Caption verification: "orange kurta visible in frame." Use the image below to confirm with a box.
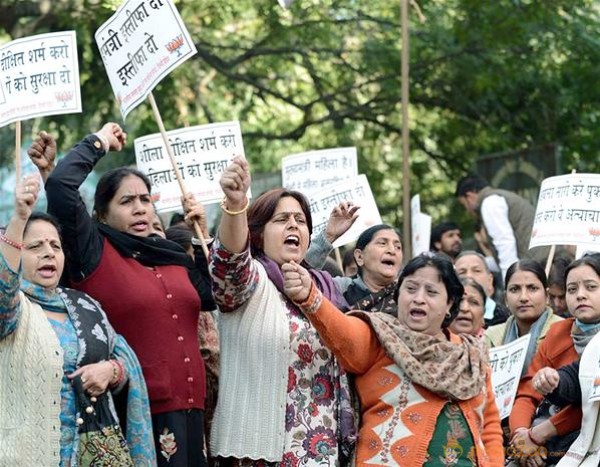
[303,292,504,467]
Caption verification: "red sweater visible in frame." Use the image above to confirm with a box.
[76,240,206,414]
[509,318,580,436]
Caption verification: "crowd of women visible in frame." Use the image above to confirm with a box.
[1,121,599,467]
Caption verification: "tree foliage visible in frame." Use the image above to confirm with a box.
[1,0,599,227]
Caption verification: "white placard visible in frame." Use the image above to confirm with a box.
[134,121,247,212]
[489,334,531,420]
[95,0,197,119]
[410,195,431,257]
[0,31,81,127]
[281,147,358,194]
[308,174,382,248]
[412,213,432,257]
[530,173,600,249]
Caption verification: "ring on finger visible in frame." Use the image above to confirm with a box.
[24,186,29,193]
[81,376,87,383]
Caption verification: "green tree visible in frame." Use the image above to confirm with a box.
[1,0,599,229]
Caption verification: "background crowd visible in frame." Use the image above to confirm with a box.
[1,122,599,467]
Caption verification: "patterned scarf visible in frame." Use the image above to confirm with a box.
[256,254,357,463]
[350,311,489,400]
[21,278,67,313]
[571,319,600,355]
[22,283,156,466]
[351,279,398,316]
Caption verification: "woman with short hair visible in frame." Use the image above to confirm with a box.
[283,252,503,466]
[209,157,356,466]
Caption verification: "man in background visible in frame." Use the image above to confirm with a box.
[430,221,462,261]
[455,175,548,278]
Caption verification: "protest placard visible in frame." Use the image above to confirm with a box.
[489,334,531,420]
[134,121,248,212]
[281,147,358,194]
[0,31,81,127]
[410,194,431,257]
[308,174,382,248]
[530,173,600,249]
[95,0,197,119]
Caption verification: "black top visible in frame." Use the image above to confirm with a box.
[545,360,582,407]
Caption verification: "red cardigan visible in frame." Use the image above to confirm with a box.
[509,318,580,436]
[76,240,206,414]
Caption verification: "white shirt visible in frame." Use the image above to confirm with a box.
[481,194,519,279]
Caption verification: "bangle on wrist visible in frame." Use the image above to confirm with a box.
[295,283,323,315]
[528,428,544,446]
[220,197,249,216]
[0,232,23,250]
[108,359,125,388]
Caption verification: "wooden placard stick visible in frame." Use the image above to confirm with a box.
[147,91,209,259]
[15,121,21,182]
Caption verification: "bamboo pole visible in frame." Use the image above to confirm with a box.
[147,92,209,259]
[15,121,21,182]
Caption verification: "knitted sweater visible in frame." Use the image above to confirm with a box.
[509,318,581,437]
[0,293,63,467]
[304,295,504,466]
[210,260,289,461]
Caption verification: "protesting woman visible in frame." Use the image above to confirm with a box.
[0,177,154,466]
[209,157,356,466]
[283,252,503,466]
[511,254,600,466]
[449,277,487,337]
[308,222,403,314]
[37,123,212,467]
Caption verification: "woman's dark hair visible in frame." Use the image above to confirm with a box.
[394,253,464,328]
[504,259,548,290]
[565,253,600,283]
[93,167,152,220]
[24,212,62,240]
[460,277,486,306]
[247,188,312,255]
[355,224,400,251]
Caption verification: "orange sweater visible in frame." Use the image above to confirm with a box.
[509,318,581,436]
[305,295,504,467]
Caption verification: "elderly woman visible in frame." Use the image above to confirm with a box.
[308,220,403,314]
[282,252,503,466]
[449,277,487,337]
[35,124,213,467]
[209,157,355,466]
[0,177,154,466]
[511,254,600,466]
[455,250,510,327]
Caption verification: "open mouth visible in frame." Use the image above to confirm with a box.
[284,235,300,247]
[409,308,427,319]
[455,316,472,324]
[38,264,57,278]
[131,221,148,232]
